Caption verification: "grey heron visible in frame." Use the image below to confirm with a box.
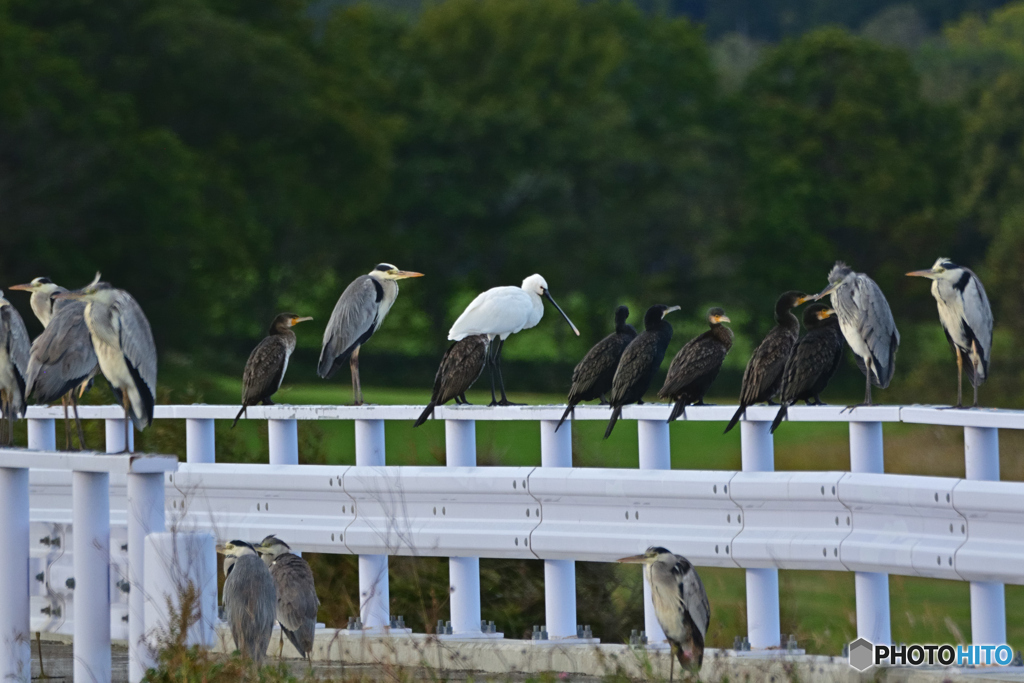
[724,292,811,434]
[53,274,157,452]
[233,314,313,428]
[217,540,276,665]
[255,535,320,660]
[769,304,844,433]
[414,334,489,427]
[659,308,733,423]
[9,277,66,328]
[0,292,30,445]
[811,262,899,407]
[556,305,637,431]
[318,264,423,405]
[448,274,580,406]
[618,547,710,680]
[604,305,680,438]
[907,258,992,408]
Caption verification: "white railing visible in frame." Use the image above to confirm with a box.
[7,402,1023,678]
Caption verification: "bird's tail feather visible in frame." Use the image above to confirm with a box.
[231,404,247,429]
[604,405,623,439]
[667,400,688,423]
[769,403,788,434]
[555,402,575,432]
[413,401,436,428]
[723,404,745,434]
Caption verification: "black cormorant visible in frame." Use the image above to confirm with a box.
[414,335,489,427]
[555,305,637,431]
[604,305,679,439]
[659,308,733,423]
[233,313,313,428]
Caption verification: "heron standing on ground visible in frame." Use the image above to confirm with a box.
[769,304,844,433]
[54,274,157,452]
[604,305,679,438]
[724,292,810,434]
[618,547,710,681]
[907,258,992,408]
[448,274,580,406]
[318,264,423,405]
[256,535,320,660]
[811,262,899,407]
[218,540,276,665]
[9,277,66,328]
[233,313,313,428]
[414,334,489,427]
[556,305,637,431]
[659,308,733,423]
[0,292,30,445]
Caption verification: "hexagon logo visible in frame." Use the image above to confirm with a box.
[848,638,874,671]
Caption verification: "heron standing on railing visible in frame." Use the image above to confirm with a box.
[318,264,423,405]
[233,313,313,428]
[256,535,319,660]
[724,291,810,434]
[218,540,276,665]
[54,274,157,452]
[9,277,66,328]
[604,304,679,438]
[414,334,488,427]
[618,547,710,681]
[0,292,30,445]
[811,262,899,407]
[449,274,580,406]
[556,305,636,431]
[769,304,844,433]
[659,307,733,423]
[907,258,992,408]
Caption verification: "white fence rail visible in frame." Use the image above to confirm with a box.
[4,402,1023,682]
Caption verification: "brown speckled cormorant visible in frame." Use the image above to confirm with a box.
[233,313,313,428]
[769,305,844,433]
[659,308,733,423]
[604,305,680,439]
[414,334,489,427]
[555,305,637,431]
[723,291,810,434]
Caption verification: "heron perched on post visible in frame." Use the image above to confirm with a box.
[256,535,320,660]
[318,264,423,405]
[659,308,733,423]
[618,547,710,680]
[0,292,30,445]
[769,305,844,433]
[414,334,488,427]
[233,313,313,428]
[555,305,637,431]
[811,262,899,407]
[604,305,680,439]
[907,258,992,408]
[217,540,276,665]
[53,274,157,452]
[448,274,580,406]
[724,292,810,434]
[9,277,66,329]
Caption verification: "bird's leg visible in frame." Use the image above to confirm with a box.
[486,341,499,406]
[350,346,363,406]
[956,347,964,408]
[599,394,608,405]
[459,393,470,405]
[61,395,71,451]
[864,370,872,406]
[122,391,131,454]
[278,629,284,659]
[669,643,675,683]
[71,393,86,451]
[495,339,523,407]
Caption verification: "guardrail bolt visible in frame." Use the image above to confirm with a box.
[397,615,405,629]
[734,635,742,651]
[35,573,44,583]
[118,580,130,594]
[532,625,541,641]
[437,619,445,635]
[787,634,798,651]
[639,629,646,644]
[742,636,750,651]
[65,578,75,590]
[842,643,849,658]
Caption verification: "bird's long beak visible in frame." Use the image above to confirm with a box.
[906,269,936,279]
[544,291,580,336]
[663,305,681,318]
[717,315,732,323]
[811,282,840,302]
[215,543,227,555]
[292,316,314,325]
[395,271,424,279]
[8,283,33,291]
[616,554,648,564]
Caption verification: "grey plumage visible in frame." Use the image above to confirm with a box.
[219,540,277,665]
[0,292,31,443]
[25,301,99,405]
[233,314,312,428]
[815,262,899,406]
[256,535,319,660]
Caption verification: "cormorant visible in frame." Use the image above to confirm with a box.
[414,334,489,427]
[233,313,313,428]
[659,307,733,422]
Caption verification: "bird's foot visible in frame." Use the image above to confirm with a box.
[497,399,524,406]
[637,399,645,405]
[766,399,778,406]
[488,399,500,407]
[938,404,969,410]
[840,403,869,414]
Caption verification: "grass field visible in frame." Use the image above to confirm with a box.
[56,372,1024,656]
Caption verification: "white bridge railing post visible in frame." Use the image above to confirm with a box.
[74,469,111,682]
[849,421,891,645]
[0,464,30,681]
[964,426,1006,646]
[268,419,299,465]
[27,417,56,450]
[446,419,484,636]
[127,469,167,682]
[740,420,780,649]
[540,419,576,639]
[186,418,216,464]
[106,417,134,453]
[637,419,670,645]
[355,419,390,630]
